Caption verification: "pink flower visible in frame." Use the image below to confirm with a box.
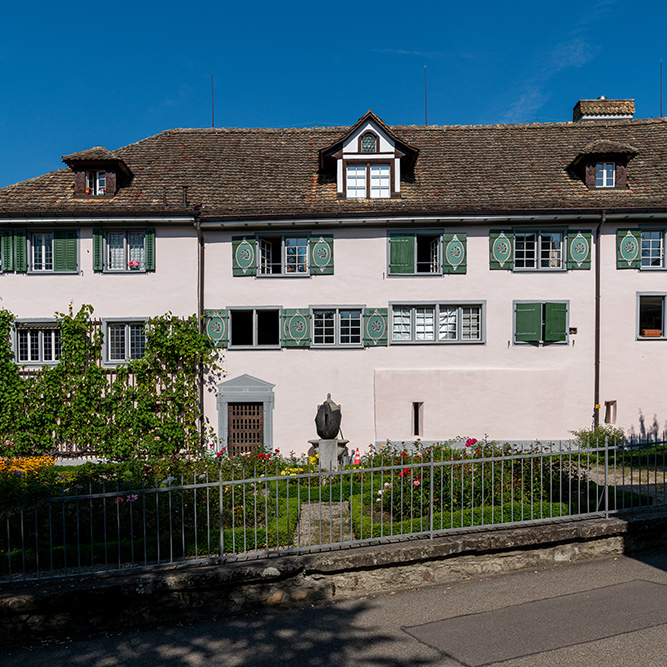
[126,494,138,502]
[414,480,420,486]
[114,497,123,503]
[465,438,478,448]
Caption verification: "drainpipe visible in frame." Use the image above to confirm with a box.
[593,210,606,428]
[194,207,205,440]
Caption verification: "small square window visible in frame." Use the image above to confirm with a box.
[107,231,146,271]
[312,308,362,347]
[105,321,147,362]
[641,231,664,269]
[595,162,615,188]
[15,323,61,364]
[258,236,308,275]
[86,171,107,195]
[229,309,280,348]
[514,231,563,270]
[638,295,664,339]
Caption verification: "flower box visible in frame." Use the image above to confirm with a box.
[641,329,662,338]
[128,261,141,270]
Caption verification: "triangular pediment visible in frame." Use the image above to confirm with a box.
[217,374,275,391]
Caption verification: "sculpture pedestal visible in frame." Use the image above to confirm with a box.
[308,439,349,472]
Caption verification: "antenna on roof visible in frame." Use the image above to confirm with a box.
[424,66,428,126]
[211,72,215,128]
[661,59,663,117]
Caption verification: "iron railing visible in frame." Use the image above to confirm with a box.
[1,437,665,582]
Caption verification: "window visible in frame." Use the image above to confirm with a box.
[412,402,423,437]
[360,133,377,153]
[15,323,61,364]
[107,231,147,271]
[389,233,441,275]
[345,163,391,198]
[514,231,564,270]
[595,162,615,188]
[346,165,367,198]
[604,401,617,425]
[641,231,664,269]
[259,236,308,275]
[514,302,568,344]
[29,231,78,273]
[638,295,664,339]
[86,171,106,195]
[105,321,147,362]
[229,309,280,348]
[391,304,483,343]
[312,309,362,347]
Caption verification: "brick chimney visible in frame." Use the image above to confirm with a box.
[573,96,635,122]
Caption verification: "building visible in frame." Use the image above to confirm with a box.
[1,97,666,454]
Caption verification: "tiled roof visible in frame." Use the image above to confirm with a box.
[573,99,635,120]
[2,116,667,219]
[62,146,122,162]
[578,139,639,156]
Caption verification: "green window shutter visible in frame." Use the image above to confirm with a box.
[617,229,641,269]
[514,302,542,343]
[281,309,310,347]
[204,309,228,348]
[145,228,155,271]
[567,230,592,270]
[53,231,78,272]
[232,236,257,276]
[443,232,467,273]
[309,235,334,274]
[92,229,104,271]
[490,230,514,270]
[364,308,388,346]
[388,234,415,274]
[1,231,13,271]
[544,302,568,343]
[13,230,27,272]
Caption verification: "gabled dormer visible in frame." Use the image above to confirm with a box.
[569,139,638,190]
[319,111,418,200]
[62,147,132,198]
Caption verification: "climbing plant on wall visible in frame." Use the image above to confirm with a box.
[0,305,221,460]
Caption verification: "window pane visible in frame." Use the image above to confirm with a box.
[515,233,536,268]
[257,310,280,346]
[392,307,412,341]
[414,307,435,340]
[313,310,335,345]
[129,324,145,359]
[107,233,125,270]
[98,172,106,194]
[340,310,361,344]
[438,307,458,340]
[128,233,145,270]
[18,330,29,362]
[540,232,562,269]
[461,306,481,340]
[360,133,377,153]
[32,233,53,271]
[346,165,366,198]
[108,324,126,360]
[641,231,663,268]
[284,237,308,274]
[639,296,664,337]
[370,165,390,199]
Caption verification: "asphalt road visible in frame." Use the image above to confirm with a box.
[3,549,667,666]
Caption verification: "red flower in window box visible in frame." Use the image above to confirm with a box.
[128,260,140,270]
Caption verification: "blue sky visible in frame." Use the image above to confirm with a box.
[0,0,664,188]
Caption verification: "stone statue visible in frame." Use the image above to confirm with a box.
[315,393,342,440]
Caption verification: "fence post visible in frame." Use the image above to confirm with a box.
[429,447,434,539]
[604,435,609,518]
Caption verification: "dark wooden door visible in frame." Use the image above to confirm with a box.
[228,403,264,456]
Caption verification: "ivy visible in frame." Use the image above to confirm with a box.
[0,305,221,460]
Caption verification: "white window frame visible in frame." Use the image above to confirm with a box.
[514,230,565,271]
[640,230,665,269]
[369,164,391,199]
[228,308,281,349]
[31,232,54,272]
[13,321,61,365]
[637,293,666,340]
[595,162,615,188]
[104,319,148,364]
[86,170,107,195]
[346,165,367,198]
[105,230,147,272]
[310,307,363,348]
[390,302,485,344]
[258,236,309,276]
[345,162,392,199]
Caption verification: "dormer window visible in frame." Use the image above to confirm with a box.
[595,163,615,188]
[346,165,366,198]
[86,170,107,195]
[360,133,377,153]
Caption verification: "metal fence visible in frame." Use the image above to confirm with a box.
[1,438,665,582]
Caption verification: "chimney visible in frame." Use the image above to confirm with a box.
[573,96,635,122]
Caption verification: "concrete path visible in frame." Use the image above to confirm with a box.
[3,549,667,666]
